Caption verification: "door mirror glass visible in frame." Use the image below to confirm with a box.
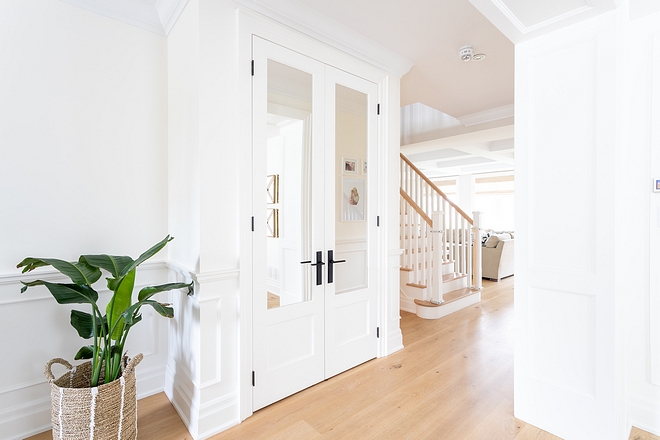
[266,60,313,309]
[334,84,368,295]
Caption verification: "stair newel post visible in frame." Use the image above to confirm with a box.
[431,210,445,305]
[472,211,483,291]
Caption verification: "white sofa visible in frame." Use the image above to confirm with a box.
[482,233,514,281]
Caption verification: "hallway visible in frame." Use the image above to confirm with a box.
[208,278,541,438]
[31,276,561,439]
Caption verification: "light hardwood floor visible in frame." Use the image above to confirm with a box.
[28,277,653,439]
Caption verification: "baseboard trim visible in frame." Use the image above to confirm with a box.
[136,364,166,400]
[628,394,660,437]
[400,293,416,313]
[165,361,241,439]
[198,393,240,439]
[0,396,50,440]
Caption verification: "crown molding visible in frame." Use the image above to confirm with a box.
[469,0,617,43]
[234,0,415,77]
[457,104,514,127]
[59,0,188,36]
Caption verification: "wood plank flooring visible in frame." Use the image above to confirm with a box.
[630,427,660,440]
[29,277,654,439]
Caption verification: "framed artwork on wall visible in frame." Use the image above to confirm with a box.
[361,159,367,175]
[342,157,358,175]
[267,174,279,204]
[267,208,279,238]
[342,177,365,221]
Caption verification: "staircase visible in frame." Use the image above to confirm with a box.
[400,153,483,319]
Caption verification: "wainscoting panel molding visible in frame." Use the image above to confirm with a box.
[164,265,241,439]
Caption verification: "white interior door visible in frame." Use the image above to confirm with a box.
[324,67,378,378]
[252,37,378,411]
[252,37,326,411]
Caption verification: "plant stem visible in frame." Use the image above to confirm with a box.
[113,325,131,379]
[90,305,105,387]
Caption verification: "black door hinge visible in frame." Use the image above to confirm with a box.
[251,216,254,232]
[252,371,255,386]
[377,216,380,227]
[251,60,255,76]
[377,327,380,338]
[377,103,380,115]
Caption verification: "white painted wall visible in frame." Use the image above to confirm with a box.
[0,1,169,438]
[165,1,242,438]
[514,3,660,438]
[514,9,624,439]
[624,6,660,437]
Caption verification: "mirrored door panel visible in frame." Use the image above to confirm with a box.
[324,68,379,379]
[334,84,368,296]
[252,37,326,412]
[265,60,313,309]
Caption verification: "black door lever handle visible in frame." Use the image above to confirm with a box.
[310,251,324,285]
[327,250,345,284]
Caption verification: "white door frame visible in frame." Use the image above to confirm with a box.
[237,8,399,422]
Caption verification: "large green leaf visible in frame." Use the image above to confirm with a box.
[16,258,49,272]
[142,300,174,318]
[123,312,143,327]
[17,258,101,285]
[20,279,45,293]
[106,268,135,340]
[121,300,173,326]
[138,282,194,302]
[27,282,99,305]
[80,254,134,278]
[74,345,94,360]
[120,236,173,277]
[106,276,121,292]
[70,310,99,339]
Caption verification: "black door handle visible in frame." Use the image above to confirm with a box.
[327,250,346,284]
[309,251,324,286]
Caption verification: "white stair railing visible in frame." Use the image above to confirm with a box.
[400,189,433,295]
[430,211,444,304]
[400,153,482,291]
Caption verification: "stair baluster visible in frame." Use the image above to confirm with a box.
[399,153,482,291]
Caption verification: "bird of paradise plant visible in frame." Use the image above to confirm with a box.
[17,235,192,387]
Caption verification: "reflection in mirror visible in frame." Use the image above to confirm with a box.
[266,60,312,309]
[335,84,368,295]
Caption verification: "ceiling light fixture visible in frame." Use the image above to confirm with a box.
[459,45,486,62]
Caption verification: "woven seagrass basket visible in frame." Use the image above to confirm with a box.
[44,354,143,440]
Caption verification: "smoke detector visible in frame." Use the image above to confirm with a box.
[459,45,486,62]
[459,45,474,61]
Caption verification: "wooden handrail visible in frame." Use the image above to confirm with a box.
[400,188,432,226]
[400,153,473,225]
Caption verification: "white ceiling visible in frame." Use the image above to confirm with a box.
[272,0,517,177]
[61,0,618,177]
[292,0,515,120]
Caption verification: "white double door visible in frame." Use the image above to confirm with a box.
[252,36,379,411]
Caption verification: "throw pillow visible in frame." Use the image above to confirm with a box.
[485,235,500,248]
